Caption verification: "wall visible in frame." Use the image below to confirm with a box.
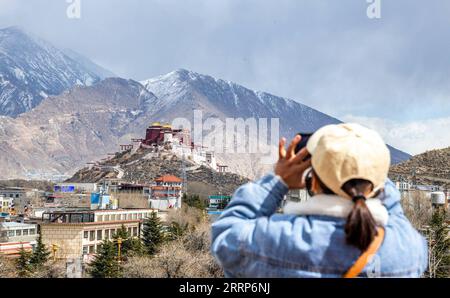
[40,225,84,259]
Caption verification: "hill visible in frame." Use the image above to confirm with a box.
[389,147,450,188]
[67,147,249,198]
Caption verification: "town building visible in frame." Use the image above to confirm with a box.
[0,222,38,256]
[285,189,310,203]
[53,183,98,194]
[149,175,183,210]
[208,195,231,210]
[39,208,156,262]
[395,180,413,192]
[0,196,14,213]
[217,164,228,173]
[0,187,27,200]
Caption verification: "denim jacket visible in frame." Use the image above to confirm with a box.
[211,174,428,278]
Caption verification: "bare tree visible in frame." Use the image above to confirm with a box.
[122,218,223,278]
[0,257,17,278]
[400,190,433,229]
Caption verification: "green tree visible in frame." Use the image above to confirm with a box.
[16,246,33,277]
[167,221,189,241]
[30,233,50,269]
[183,194,208,210]
[89,240,121,278]
[427,207,450,278]
[112,225,144,257]
[142,212,164,255]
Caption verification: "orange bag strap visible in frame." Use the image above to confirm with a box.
[343,227,385,278]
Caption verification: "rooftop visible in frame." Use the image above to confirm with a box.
[0,222,36,229]
[155,175,182,183]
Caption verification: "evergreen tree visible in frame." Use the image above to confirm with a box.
[142,212,164,255]
[167,221,188,241]
[16,246,33,277]
[30,233,50,269]
[112,225,144,257]
[183,194,208,210]
[427,207,450,278]
[89,240,121,278]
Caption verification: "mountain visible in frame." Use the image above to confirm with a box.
[390,147,450,188]
[0,78,157,179]
[141,69,410,167]
[141,69,340,135]
[0,26,112,117]
[0,69,411,180]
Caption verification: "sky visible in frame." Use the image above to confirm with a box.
[1,0,450,155]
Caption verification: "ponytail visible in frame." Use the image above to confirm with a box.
[342,180,378,251]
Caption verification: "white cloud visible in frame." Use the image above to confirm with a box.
[341,115,450,155]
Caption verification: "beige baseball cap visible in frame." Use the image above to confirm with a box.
[306,123,390,199]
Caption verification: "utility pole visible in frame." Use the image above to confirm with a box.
[181,153,187,209]
[51,244,59,262]
[117,237,122,269]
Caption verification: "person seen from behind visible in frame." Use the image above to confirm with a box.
[211,123,428,277]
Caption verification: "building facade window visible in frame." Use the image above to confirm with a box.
[97,230,102,240]
[8,230,14,237]
[29,229,36,235]
[133,227,138,237]
[88,245,95,254]
[97,215,103,222]
[16,230,22,236]
[84,231,89,239]
[104,229,109,240]
[82,246,88,255]
[89,231,95,241]
[23,229,28,236]
[105,215,110,221]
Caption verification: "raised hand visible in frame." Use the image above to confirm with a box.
[275,135,312,189]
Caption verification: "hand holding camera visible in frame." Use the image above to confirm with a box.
[275,135,312,190]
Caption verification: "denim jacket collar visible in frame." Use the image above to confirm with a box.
[283,194,389,226]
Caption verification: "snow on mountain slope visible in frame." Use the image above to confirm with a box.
[0,68,410,180]
[0,26,113,117]
[141,69,340,134]
[141,69,409,178]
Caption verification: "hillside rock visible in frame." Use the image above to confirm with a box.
[390,147,450,188]
[68,147,249,196]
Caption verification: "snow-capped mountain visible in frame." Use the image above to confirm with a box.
[141,69,339,136]
[141,69,410,169]
[0,26,113,117]
[0,68,410,180]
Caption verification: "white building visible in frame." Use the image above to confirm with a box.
[40,208,156,261]
[149,175,183,210]
[0,222,38,256]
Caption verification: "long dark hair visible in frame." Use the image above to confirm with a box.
[311,171,379,251]
[342,179,378,251]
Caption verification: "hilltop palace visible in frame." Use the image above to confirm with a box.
[125,122,228,173]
